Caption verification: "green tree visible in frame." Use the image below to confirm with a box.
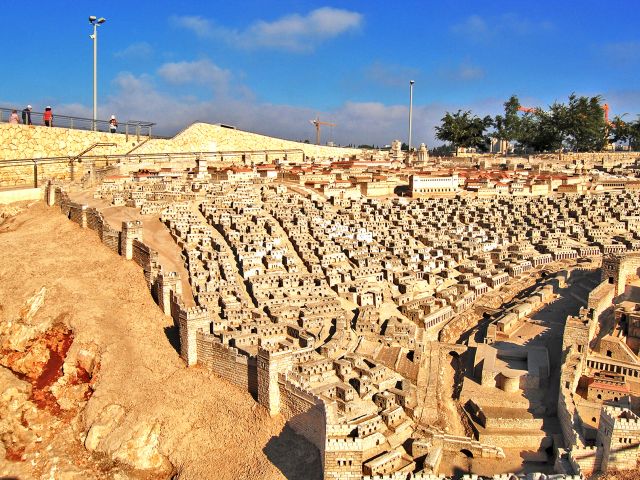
[493,95,522,153]
[630,118,640,150]
[515,94,609,152]
[429,145,454,156]
[435,110,492,154]
[610,115,630,147]
[516,108,564,153]
[562,94,608,151]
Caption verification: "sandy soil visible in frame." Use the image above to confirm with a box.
[0,202,321,479]
[69,190,195,306]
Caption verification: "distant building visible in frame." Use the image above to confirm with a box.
[410,173,459,197]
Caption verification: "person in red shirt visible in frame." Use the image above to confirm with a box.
[43,106,53,127]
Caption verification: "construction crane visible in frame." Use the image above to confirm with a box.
[309,117,336,145]
[603,103,615,126]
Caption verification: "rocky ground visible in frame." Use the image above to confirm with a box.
[0,202,321,479]
[593,472,640,480]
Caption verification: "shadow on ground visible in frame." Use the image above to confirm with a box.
[164,325,180,355]
[263,425,322,480]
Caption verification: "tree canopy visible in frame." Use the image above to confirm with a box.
[435,110,493,152]
[434,93,640,153]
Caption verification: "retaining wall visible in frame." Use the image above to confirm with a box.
[0,123,136,161]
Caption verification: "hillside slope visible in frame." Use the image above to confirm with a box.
[0,202,321,479]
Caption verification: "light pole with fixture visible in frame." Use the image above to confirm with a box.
[89,16,106,131]
[408,80,415,152]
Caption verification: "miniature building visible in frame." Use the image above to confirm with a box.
[410,173,459,197]
[50,148,640,479]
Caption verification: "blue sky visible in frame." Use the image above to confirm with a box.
[1,1,639,146]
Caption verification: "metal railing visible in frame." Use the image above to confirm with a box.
[0,148,306,188]
[0,106,155,137]
[74,142,117,159]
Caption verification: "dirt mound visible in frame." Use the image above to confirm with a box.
[0,202,321,479]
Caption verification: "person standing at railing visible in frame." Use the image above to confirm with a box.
[9,109,20,124]
[43,106,53,127]
[21,105,32,125]
[109,114,118,133]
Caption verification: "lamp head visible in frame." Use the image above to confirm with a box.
[89,16,96,23]
[97,17,106,24]
[410,80,415,85]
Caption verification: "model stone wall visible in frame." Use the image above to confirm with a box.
[85,208,105,236]
[195,332,257,396]
[324,437,364,480]
[562,151,640,165]
[257,347,298,415]
[598,407,640,472]
[101,225,120,253]
[588,280,615,319]
[67,202,87,228]
[568,446,603,474]
[426,430,504,459]
[603,253,640,297]
[558,389,582,448]
[278,376,326,452]
[131,239,160,286]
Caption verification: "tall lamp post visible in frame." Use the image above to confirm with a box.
[89,16,106,131]
[408,80,415,152]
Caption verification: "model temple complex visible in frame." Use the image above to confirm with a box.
[3,119,640,479]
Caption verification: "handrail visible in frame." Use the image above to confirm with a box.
[0,148,306,167]
[74,142,117,160]
[0,106,155,136]
[125,137,151,155]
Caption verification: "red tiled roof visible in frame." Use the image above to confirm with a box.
[589,380,630,393]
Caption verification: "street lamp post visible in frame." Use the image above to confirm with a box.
[408,80,415,152]
[89,16,106,131]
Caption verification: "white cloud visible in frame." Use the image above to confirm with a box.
[169,15,213,37]
[171,7,363,52]
[114,42,153,59]
[51,71,506,147]
[157,59,231,93]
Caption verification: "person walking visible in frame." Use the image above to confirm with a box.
[21,105,32,125]
[9,109,20,124]
[109,115,118,133]
[43,106,53,127]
